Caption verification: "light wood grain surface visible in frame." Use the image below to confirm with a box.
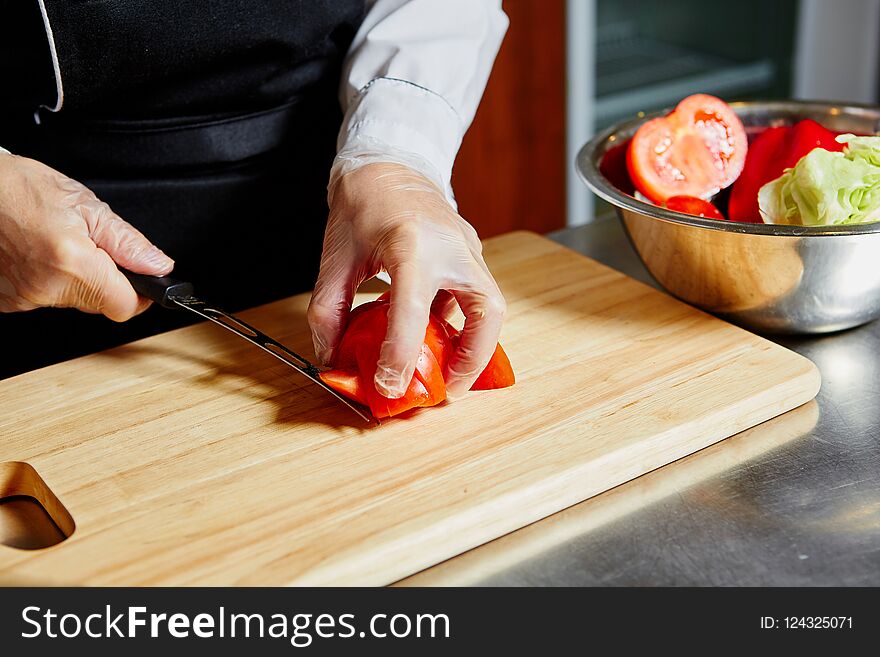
[0,231,820,585]
[396,400,820,586]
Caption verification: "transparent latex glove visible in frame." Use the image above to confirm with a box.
[308,162,506,399]
[0,154,174,320]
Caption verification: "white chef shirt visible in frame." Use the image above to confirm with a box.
[338,0,508,200]
[3,0,508,199]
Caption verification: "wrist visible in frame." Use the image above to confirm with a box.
[329,137,452,207]
[330,161,447,212]
[335,77,464,206]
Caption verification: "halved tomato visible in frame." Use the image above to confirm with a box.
[627,94,747,204]
[319,369,367,405]
[323,299,449,418]
[319,296,515,419]
[665,195,725,220]
[438,316,516,391]
[470,343,516,390]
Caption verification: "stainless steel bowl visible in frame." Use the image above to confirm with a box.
[577,100,880,334]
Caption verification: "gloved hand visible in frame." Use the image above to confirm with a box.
[0,153,174,320]
[308,161,507,399]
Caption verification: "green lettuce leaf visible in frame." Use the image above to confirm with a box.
[837,133,880,167]
[758,134,880,225]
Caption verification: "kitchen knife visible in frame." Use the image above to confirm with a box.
[121,269,377,425]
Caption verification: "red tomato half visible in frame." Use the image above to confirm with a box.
[320,369,366,405]
[438,317,516,391]
[323,299,450,418]
[627,94,747,204]
[319,297,515,419]
[665,195,725,220]
[470,344,516,390]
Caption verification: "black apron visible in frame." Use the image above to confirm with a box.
[0,0,365,379]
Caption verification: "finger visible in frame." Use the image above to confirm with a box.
[430,289,458,322]
[308,264,359,366]
[66,244,147,321]
[375,261,433,399]
[133,295,153,317]
[67,299,150,317]
[79,198,174,275]
[444,284,506,398]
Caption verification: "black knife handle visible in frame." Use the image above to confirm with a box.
[121,269,194,309]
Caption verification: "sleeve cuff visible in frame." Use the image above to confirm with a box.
[336,77,466,200]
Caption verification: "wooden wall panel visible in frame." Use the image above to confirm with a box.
[452,1,567,238]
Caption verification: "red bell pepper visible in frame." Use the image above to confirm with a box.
[319,297,515,419]
[728,119,844,223]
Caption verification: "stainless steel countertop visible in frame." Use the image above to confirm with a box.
[398,217,880,586]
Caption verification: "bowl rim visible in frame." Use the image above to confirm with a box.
[577,99,880,237]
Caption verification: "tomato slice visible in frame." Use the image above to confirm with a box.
[323,298,448,418]
[412,344,447,406]
[319,369,367,405]
[437,317,515,391]
[665,195,725,220]
[355,339,434,418]
[321,294,515,418]
[627,94,747,204]
[470,343,516,390]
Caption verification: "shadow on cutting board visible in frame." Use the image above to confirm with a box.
[92,307,376,431]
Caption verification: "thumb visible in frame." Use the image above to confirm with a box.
[308,266,359,365]
[80,198,173,275]
[68,244,151,321]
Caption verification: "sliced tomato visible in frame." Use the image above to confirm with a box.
[323,298,452,418]
[321,295,515,418]
[728,119,844,223]
[436,316,515,390]
[355,337,433,418]
[412,344,447,406]
[627,94,747,204]
[332,300,389,369]
[665,195,725,220]
[470,343,516,390]
[319,369,367,405]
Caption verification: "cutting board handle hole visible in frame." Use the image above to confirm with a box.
[0,461,75,550]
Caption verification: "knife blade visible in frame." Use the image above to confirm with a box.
[121,270,377,425]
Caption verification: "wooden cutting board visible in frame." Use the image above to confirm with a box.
[0,231,819,585]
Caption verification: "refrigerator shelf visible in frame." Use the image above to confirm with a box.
[595,24,775,127]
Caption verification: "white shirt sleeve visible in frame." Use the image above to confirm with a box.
[334,0,508,201]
